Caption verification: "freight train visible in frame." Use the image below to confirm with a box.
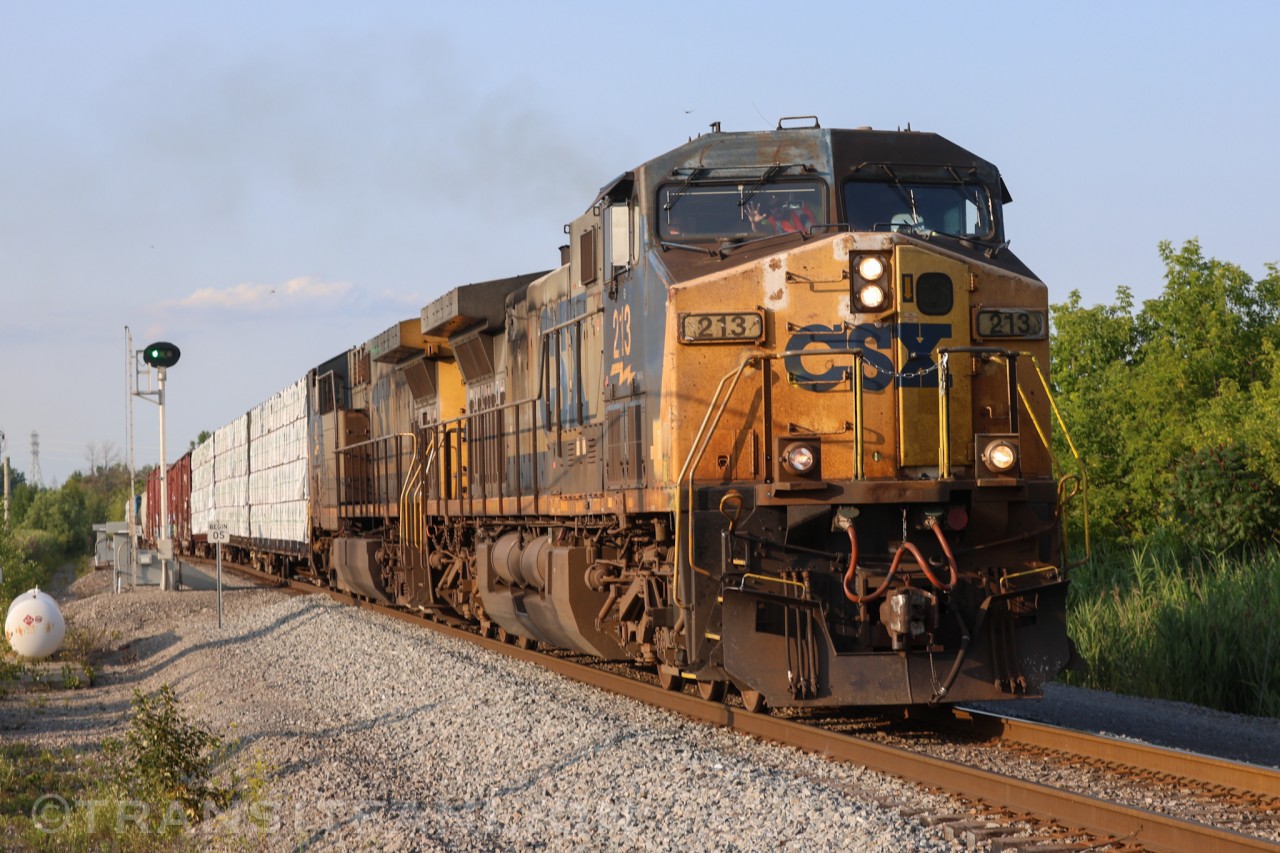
[145,118,1086,711]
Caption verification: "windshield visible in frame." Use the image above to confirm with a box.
[843,180,996,239]
[657,180,826,241]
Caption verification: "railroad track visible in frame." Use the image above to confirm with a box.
[188,557,1280,852]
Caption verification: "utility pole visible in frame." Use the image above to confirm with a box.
[1,428,8,524]
[125,326,136,590]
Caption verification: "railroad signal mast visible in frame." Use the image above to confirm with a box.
[135,339,181,589]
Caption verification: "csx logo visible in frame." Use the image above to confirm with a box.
[783,323,951,391]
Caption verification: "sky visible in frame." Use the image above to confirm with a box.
[2,1,1278,486]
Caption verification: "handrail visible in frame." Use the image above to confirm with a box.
[674,346,866,608]
[410,306,598,514]
[673,354,760,606]
[935,346,1091,565]
[398,431,423,552]
[1016,353,1091,565]
[336,432,415,518]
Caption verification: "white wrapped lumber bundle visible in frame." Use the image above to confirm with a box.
[191,435,216,535]
[247,378,309,544]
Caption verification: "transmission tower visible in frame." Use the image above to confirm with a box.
[30,431,42,487]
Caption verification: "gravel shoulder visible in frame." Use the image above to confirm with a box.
[972,682,1280,768]
[3,572,962,851]
[5,570,1280,850]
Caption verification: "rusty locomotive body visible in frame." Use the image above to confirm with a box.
[167,119,1081,710]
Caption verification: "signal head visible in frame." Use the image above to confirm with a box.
[143,341,181,368]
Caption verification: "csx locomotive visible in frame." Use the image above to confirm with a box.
[150,118,1083,711]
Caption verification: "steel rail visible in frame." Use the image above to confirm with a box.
[953,708,1280,800]
[193,559,1280,852]
[338,593,1279,852]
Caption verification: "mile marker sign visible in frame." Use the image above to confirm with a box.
[208,521,229,628]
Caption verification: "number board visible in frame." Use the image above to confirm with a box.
[208,522,230,545]
[975,308,1046,339]
[678,311,765,344]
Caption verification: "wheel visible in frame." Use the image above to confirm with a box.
[496,627,511,644]
[516,636,536,650]
[740,689,767,714]
[656,665,684,691]
[697,680,726,703]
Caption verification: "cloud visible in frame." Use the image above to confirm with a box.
[171,276,351,310]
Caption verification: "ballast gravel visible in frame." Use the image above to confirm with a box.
[6,570,1280,850]
[3,574,965,851]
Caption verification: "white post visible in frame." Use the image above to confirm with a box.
[158,365,170,590]
[216,541,223,628]
[126,326,137,590]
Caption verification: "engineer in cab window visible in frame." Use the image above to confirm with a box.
[745,195,815,234]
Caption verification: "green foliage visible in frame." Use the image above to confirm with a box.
[8,457,145,566]
[0,744,105,851]
[1051,240,1280,543]
[1171,443,1280,552]
[0,525,47,615]
[8,529,66,576]
[0,683,258,851]
[5,479,36,529]
[1051,240,1280,716]
[20,485,90,555]
[1065,543,1280,717]
[101,684,234,828]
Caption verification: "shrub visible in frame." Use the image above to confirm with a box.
[101,684,234,830]
[1169,443,1280,553]
[0,527,47,615]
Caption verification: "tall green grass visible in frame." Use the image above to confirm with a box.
[1065,541,1280,717]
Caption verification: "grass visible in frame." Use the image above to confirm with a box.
[0,684,271,851]
[1064,540,1280,717]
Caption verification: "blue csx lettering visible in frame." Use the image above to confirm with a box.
[783,323,952,391]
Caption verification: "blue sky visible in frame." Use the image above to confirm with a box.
[2,1,1277,484]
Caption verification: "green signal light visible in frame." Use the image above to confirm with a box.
[143,341,181,368]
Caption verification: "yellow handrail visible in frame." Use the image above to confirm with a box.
[1017,353,1091,564]
[673,346,867,607]
[674,354,761,606]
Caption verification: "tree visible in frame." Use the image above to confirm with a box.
[84,440,121,477]
[188,430,212,452]
[20,482,90,554]
[1051,240,1280,546]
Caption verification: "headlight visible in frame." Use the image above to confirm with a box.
[982,439,1018,472]
[783,443,816,474]
[856,256,885,281]
[856,282,887,311]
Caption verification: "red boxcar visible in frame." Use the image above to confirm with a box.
[144,451,192,549]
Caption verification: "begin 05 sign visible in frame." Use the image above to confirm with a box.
[208,522,230,544]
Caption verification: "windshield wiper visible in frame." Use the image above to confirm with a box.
[659,239,719,257]
[716,229,808,258]
[662,168,707,212]
[737,164,783,210]
[918,228,1009,258]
